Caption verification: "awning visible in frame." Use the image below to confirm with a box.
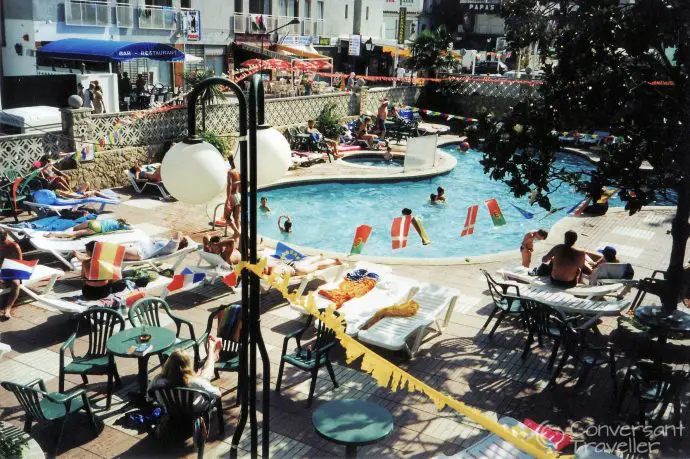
[382,46,412,58]
[37,38,185,63]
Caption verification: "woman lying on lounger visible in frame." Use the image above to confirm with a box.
[124,231,191,261]
[203,235,241,265]
[55,189,114,200]
[130,165,162,182]
[46,218,131,239]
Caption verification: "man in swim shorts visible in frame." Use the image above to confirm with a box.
[541,230,586,287]
[47,218,130,239]
[376,99,389,139]
[520,229,548,268]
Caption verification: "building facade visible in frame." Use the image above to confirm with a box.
[421,0,505,51]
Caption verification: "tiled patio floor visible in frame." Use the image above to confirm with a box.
[1,152,688,458]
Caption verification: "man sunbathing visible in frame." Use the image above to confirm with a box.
[541,230,602,288]
[46,218,130,239]
[264,253,341,278]
[203,235,240,265]
[55,189,114,200]
[124,231,191,261]
[130,165,162,182]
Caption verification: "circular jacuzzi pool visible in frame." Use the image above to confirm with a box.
[342,154,404,168]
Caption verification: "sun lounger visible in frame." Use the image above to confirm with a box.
[24,189,120,215]
[357,281,460,357]
[125,164,170,199]
[20,275,171,315]
[0,264,64,297]
[122,243,200,273]
[497,266,627,299]
[447,417,535,459]
[27,228,150,270]
[0,343,10,359]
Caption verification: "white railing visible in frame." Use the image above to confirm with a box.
[138,4,177,30]
[64,0,111,27]
[115,2,134,28]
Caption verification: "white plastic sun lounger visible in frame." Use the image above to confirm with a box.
[122,244,200,273]
[23,189,121,215]
[357,282,460,357]
[21,275,171,315]
[125,165,170,199]
[497,266,626,299]
[28,229,150,270]
[446,417,535,459]
[0,264,65,298]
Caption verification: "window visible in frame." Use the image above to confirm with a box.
[317,1,324,19]
[279,0,288,16]
[145,0,173,6]
[345,4,348,18]
[365,6,369,20]
[181,0,191,8]
[235,0,242,13]
[305,0,311,18]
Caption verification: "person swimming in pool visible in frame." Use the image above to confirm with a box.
[383,146,393,161]
[278,215,292,233]
[260,197,271,213]
[430,193,439,203]
[436,186,446,202]
[46,218,130,239]
[401,208,412,216]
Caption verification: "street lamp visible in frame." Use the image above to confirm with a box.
[160,75,291,458]
[260,19,301,76]
[364,37,374,76]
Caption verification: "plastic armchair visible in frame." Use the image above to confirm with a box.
[275,312,342,407]
[129,297,200,366]
[59,307,125,409]
[195,304,243,405]
[150,387,224,459]
[479,269,525,338]
[0,379,99,456]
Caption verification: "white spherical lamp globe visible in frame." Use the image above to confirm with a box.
[234,126,292,187]
[161,141,228,204]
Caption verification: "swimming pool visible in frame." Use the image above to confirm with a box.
[257,146,663,259]
[342,155,404,168]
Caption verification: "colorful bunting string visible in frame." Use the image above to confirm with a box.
[232,259,559,459]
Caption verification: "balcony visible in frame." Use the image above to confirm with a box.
[232,13,324,37]
[64,0,111,27]
[115,3,134,28]
[138,4,178,30]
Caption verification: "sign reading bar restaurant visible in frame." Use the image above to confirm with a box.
[349,35,361,56]
[397,7,407,44]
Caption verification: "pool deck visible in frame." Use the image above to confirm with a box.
[0,135,688,458]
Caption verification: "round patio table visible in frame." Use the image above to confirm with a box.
[312,399,393,457]
[634,305,690,365]
[106,326,176,404]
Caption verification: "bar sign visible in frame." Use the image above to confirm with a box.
[397,7,407,44]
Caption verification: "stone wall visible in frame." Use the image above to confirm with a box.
[62,145,165,190]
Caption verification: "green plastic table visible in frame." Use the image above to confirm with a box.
[312,399,394,457]
[106,326,176,403]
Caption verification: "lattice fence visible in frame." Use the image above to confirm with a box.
[0,133,70,173]
[264,92,356,127]
[85,109,188,151]
[363,86,422,114]
[449,80,540,99]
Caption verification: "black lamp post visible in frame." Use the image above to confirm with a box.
[364,37,374,76]
[161,74,289,458]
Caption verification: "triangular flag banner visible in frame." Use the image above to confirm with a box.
[485,198,507,226]
[165,267,205,294]
[350,225,373,255]
[511,203,534,219]
[460,205,479,237]
[222,271,238,288]
[391,215,412,250]
[539,206,566,221]
[568,199,590,216]
[87,242,126,281]
[411,217,431,245]
[0,259,38,281]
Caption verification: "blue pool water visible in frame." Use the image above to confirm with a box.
[257,147,661,259]
[343,155,405,168]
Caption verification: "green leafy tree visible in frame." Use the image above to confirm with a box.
[480,0,689,310]
[409,25,457,78]
[316,102,342,140]
[182,68,227,131]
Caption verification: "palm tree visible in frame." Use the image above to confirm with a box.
[182,68,227,131]
[408,25,457,78]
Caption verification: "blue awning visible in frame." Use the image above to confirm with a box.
[37,38,185,63]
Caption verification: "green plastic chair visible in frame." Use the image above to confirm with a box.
[275,312,341,407]
[59,307,125,409]
[196,304,243,405]
[150,387,224,459]
[0,379,99,456]
[2,168,21,182]
[129,297,200,365]
[480,269,525,339]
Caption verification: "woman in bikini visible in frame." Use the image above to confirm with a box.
[224,159,241,239]
[357,117,377,149]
